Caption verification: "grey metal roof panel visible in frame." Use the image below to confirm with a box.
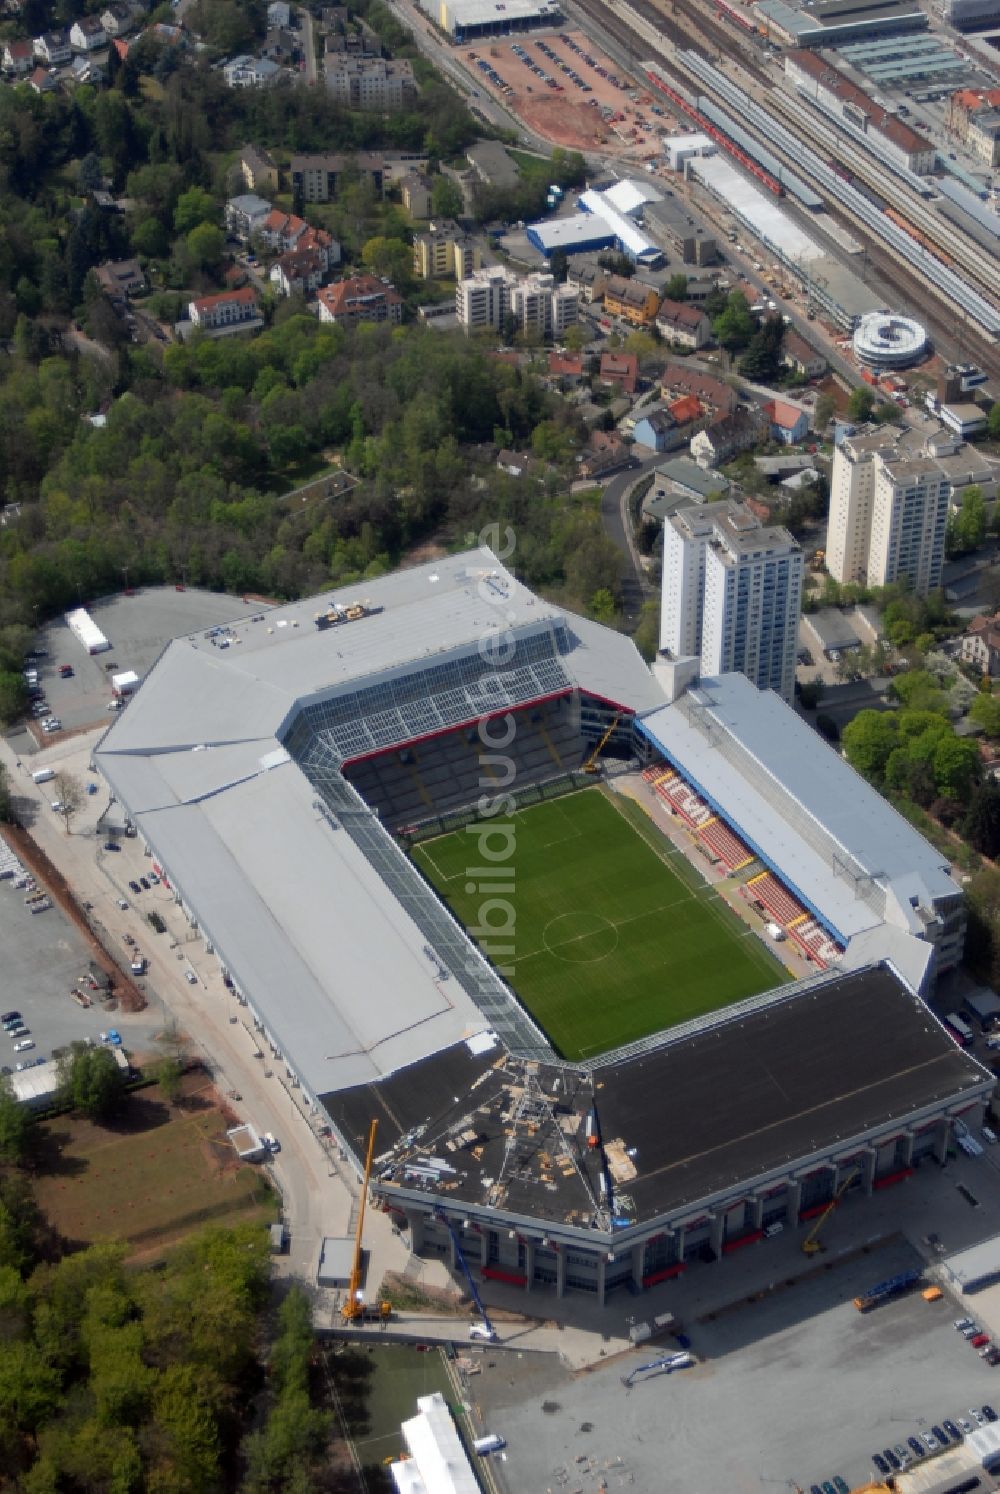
[638,673,959,940]
[562,614,667,712]
[136,761,489,1095]
[100,643,293,754]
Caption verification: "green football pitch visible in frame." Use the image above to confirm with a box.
[410,787,786,1061]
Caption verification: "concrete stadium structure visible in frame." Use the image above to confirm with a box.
[95,552,988,1308]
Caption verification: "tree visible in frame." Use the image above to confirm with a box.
[989,400,1000,441]
[430,174,463,220]
[664,272,688,301]
[173,187,216,236]
[0,672,26,727]
[814,392,836,431]
[841,709,899,783]
[737,315,785,382]
[360,235,411,288]
[51,772,84,835]
[76,152,103,195]
[185,222,224,272]
[932,734,981,800]
[964,785,1000,860]
[59,1042,125,1122]
[798,678,823,710]
[590,587,617,621]
[970,692,1000,738]
[152,1056,184,1106]
[946,485,986,558]
[0,1078,30,1166]
[712,291,756,354]
[847,384,875,422]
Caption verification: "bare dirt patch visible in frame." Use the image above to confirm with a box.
[31,1069,275,1259]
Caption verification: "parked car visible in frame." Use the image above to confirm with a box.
[984,1407,998,1423]
[908,1437,924,1458]
[13,1040,34,1053]
[972,1334,991,1349]
[148,872,160,885]
[1,1010,22,1023]
[943,1420,961,1441]
[883,1449,901,1470]
[931,1426,948,1445]
[103,841,120,852]
[184,970,197,985]
[128,880,140,894]
[139,876,150,891]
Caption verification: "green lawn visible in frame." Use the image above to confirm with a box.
[412,788,785,1060]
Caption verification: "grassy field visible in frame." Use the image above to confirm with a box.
[331,1344,456,1471]
[32,1074,275,1258]
[412,787,785,1060]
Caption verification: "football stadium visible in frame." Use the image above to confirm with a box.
[95,549,990,1306]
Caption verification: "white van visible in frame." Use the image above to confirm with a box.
[473,1434,506,1455]
[31,768,55,784]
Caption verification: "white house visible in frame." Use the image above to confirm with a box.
[267,0,292,26]
[224,54,281,87]
[2,39,34,73]
[188,286,261,331]
[70,16,108,51]
[33,31,71,64]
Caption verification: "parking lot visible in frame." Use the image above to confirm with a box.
[466,30,668,157]
[22,586,262,742]
[479,1239,1000,1493]
[0,859,115,1073]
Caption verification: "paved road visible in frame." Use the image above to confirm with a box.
[599,455,661,627]
[301,6,317,86]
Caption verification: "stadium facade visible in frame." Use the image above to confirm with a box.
[95,551,988,1307]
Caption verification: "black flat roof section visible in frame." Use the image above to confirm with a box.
[326,966,988,1233]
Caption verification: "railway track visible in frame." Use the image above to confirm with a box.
[768,87,999,301]
[568,0,1000,376]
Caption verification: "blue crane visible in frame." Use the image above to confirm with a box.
[621,1352,693,1388]
[436,1215,498,1342]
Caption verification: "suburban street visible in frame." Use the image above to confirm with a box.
[599,455,661,626]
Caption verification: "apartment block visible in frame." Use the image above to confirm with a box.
[455,267,578,339]
[412,220,481,280]
[827,424,953,595]
[660,500,803,701]
[325,55,418,110]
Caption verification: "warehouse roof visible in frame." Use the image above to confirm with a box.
[331,963,988,1229]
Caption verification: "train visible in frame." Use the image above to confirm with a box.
[884,207,955,269]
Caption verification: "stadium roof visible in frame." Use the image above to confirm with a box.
[96,550,664,1098]
[638,674,960,985]
[331,963,988,1230]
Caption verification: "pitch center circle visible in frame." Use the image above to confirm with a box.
[542,911,619,964]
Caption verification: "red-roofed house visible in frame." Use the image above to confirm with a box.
[269,247,332,297]
[655,298,711,350]
[599,352,638,395]
[764,398,810,446]
[316,275,402,329]
[667,394,702,426]
[188,286,261,332]
[29,65,58,92]
[2,39,34,74]
[548,351,584,381]
[258,209,310,253]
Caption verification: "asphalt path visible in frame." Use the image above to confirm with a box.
[599,453,661,627]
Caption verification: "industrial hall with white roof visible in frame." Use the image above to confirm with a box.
[94,548,990,1307]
